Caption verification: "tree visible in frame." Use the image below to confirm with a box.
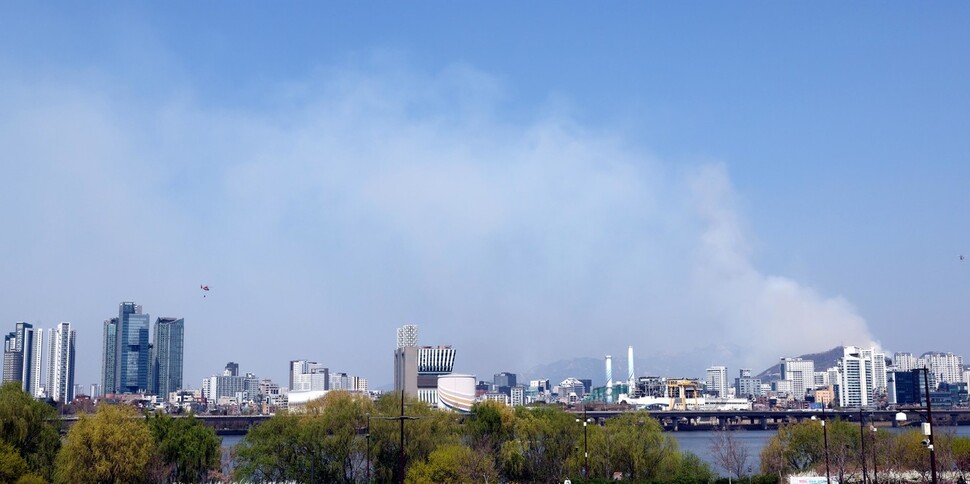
[496,405,579,483]
[406,443,499,483]
[147,413,221,483]
[54,404,156,483]
[370,392,461,483]
[0,381,60,480]
[672,451,718,484]
[710,429,750,481]
[235,390,380,483]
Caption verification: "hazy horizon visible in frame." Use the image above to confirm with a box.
[1,3,968,390]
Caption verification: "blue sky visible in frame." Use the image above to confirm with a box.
[1,3,968,388]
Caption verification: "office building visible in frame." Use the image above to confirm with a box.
[290,360,328,392]
[706,366,728,397]
[150,317,184,397]
[393,324,456,405]
[510,385,525,406]
[2,330,24,386]
[493,372,517,396]
[101,318,118,395]
[104,302,150,394]
[2,322,36,393]
[893,369,931,406]
[735,369,762,398]
[203,363,258,404]
[781,357,815,400]
[46,322,75,403]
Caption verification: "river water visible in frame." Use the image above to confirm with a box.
[219,426,970,474]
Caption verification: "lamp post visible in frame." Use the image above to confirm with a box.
[365,414,371,483]
[812,404,831,484]
[870,422,878,484]
[372,390,421,484]
[894,367,938,484]
[575,404,592,483]
[859,408,868,484]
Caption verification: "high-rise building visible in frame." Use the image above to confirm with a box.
[289,360,328,392]
[706,366,728,397]
[392,325,455,405]
[735,369,761,398]
[108,302,151,394]
[46,322,75,403]
[893,352,918,372]
[149,317,184,397]
[921,352,964,384]
[780,357,815,400]
[2,322,37,394]
[101,318,118,395]
[396,324,417,349]
[3,331,24,386]
[203,364,257,403]
[493,372,516,396]
[838,346,874,408]
[30,328,44,397]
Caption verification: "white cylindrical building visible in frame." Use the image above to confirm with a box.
[437,374,476,413]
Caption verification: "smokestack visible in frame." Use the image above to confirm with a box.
[628,345,635,389]
[605,355,613,403]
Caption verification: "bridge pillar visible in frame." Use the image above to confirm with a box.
[760,417,768,430]
[953,414,960,426]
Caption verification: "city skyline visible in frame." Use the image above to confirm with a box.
[1,4,969,390]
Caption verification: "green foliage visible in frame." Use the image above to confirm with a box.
[405,443,499,483]
[671,451,718,483]
[759,418,863,481]
[0,441,29,482]
[582,411,681,482]
[54,404,157,484]
[235,390,380,483]
[497,405,579,483]
[147,412,221,483]
[370,391,461,483]
[0,381,60,480]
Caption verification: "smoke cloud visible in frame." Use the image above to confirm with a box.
[0,61,874,386]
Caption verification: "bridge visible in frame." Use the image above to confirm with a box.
[58,414,274,435]
[56,407,970,435]
[571,408,970,431]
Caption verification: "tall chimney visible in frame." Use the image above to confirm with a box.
[605,354,613,403]
[628,345,635,389]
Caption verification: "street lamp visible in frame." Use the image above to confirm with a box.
[811,404,831,484]
[575,404,593,483]
[894,367,938,484]
[859,408,868,484]
[371,390,421,484]
[870,423,878,484]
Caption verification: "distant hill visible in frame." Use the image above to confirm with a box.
[756,346,845,382]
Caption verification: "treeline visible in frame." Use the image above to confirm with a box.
[234,391,717,483]
[0,381,222,483]
[761,418,970,483]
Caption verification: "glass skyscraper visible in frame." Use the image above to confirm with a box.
[115,302,150,394]
[101,318,118,395]
[150,317,184,398]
